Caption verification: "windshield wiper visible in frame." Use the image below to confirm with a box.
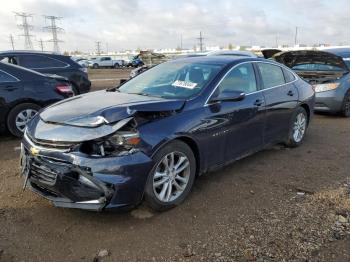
[106,86,120,92]
[127,92,163,98]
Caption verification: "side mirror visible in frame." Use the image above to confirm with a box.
[210,90,246,103]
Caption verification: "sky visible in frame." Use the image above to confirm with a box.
[0,0,350,52]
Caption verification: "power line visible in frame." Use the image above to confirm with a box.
[14,12,34,50]
[43,15,64,53]
[96,41,102,55]
[197,31,205,52]
[9,34,15,50]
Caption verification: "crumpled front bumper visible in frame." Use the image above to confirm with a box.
[21,137,154,211]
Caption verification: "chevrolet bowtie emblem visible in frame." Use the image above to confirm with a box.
[30,147,40,156]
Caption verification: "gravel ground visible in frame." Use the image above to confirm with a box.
[0,69,349,261]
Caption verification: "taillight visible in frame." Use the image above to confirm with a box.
[56,84,74,97]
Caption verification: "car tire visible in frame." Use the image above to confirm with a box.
[285,107,308,148]
[71,83,79,95]
[7,103,41,137]
[92,63,99,69]
[144,140,196,212]
[113,63,120,69]
[340,90,350,117]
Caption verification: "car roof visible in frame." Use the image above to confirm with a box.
[323,48,350,58]
[0,50,64,57]
[168,56,266,66]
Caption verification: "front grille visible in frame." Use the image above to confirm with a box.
[30,158,58,186]
[25,132,77,152]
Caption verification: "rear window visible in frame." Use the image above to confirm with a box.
[19,55,68,69]
[257,63,285,89]
[283,68,296,83]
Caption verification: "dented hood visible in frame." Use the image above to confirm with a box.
[40,90,185,126]
[272,50,349,71]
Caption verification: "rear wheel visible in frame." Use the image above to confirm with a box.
[285,107,308,148]
[144,141,196,211]
[7,103,41,137]
[92,63,99,69]
[113,63,120,69]
[340,91,350,117]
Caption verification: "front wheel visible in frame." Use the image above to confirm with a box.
[340,91,350,117]
[92,63,99,69]
[113,63,120,69]
[285,107,308,148]
[144,141,196,211]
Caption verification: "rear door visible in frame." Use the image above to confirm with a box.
[256,62,298,144]
[0,70,22,121]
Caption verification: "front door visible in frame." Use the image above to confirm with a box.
[204,62,265,166]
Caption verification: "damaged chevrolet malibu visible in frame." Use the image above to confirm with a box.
[20,56,315,211]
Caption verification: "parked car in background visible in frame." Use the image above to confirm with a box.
[21,56,314,211]
[126,55,144,67]
[74,58,89,68]
[0,62,73,137]
[87,56,124,69]
[264,49,350,116]
[0,51,90,95]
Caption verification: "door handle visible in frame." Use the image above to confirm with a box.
[254,99,263,106]
[287,90,294,96]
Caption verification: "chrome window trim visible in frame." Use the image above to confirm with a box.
[204,60,299,106]
[0,69,20,82]
[20,54,70,70]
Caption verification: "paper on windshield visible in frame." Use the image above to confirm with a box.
[172,80,198,89]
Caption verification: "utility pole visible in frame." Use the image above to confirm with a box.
[43,15,64,53]
[294,26,298,46]
[9,34,15,50]
[180,34,183,50]
[197,31,204,52]
[14,12,34,50]
[38,39,44,51]
[96,41,102,55]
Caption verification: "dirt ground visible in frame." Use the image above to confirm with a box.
[0,69,349,262]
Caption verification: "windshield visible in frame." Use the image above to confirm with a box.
[292,63,345,72]
[119,61,223,99]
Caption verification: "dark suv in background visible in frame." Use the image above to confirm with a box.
[0,51,91,94]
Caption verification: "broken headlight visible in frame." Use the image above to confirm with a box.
[80,131,141,157]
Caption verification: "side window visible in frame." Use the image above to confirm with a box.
[217,63,257,94]
[105,57,111,61]
[283,68,295,83]
[257,63,285,89]
[19,55,68,69]
[0,71,18,82]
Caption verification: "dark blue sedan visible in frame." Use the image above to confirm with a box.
[21,56,315,211]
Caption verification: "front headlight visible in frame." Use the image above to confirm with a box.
[313,83,339,93]
[108,131,141,148]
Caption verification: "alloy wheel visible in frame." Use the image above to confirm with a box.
[15,109,37,132]
[293,112,307,143]
[153,151,191,203]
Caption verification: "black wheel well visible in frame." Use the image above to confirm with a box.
[175,137,201,176]
[300,103,310,124]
